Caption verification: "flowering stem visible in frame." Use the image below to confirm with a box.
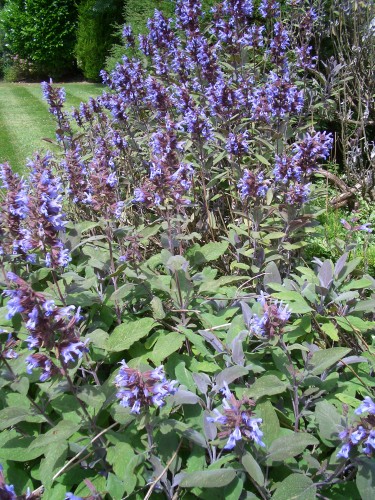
[279,338,301,431]
[145,422,154,452]
[105,224,122,324]
[51,269,66,306]
[59,355,101,435]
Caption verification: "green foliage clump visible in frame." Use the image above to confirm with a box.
[0,0,78,79]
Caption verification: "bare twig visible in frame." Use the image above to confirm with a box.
[144,440,183,500]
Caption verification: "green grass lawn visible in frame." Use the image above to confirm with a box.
[0,82,104,172]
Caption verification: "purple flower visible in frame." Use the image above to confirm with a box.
[25,353,58,382]
[355,396,375,415]
[238,169,269,200]
[226,132,249,155]
[240,25,265,48]
[26,307,39,329]
[363,430,375,454]
[296,45,318,70]
[122,25,135,48]
[65,493,84,500]
[207,383,265,449]
[250,294,291,337]
[292,131,333,173]
[270,22,289,60]
[358,223,372,233]
[259,0,280,18]
[175,0,202,31]
[225,426,242,450]
[350,426,367,444]
[4,291,24,319]
[285,183,310,205]
[337,443,351,459]
[0,463,17,499]
[60,339,89,364]
[115,362,177,413]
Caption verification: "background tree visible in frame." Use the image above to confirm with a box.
[75,0,124,81]
[0,0,78,79]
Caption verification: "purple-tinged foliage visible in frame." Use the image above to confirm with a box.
[115,361,177,413]
[340,218,373,233]
[207,382,265,449]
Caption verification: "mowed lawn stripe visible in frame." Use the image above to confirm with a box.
[23,82,104,110]
[0,84,55,171]
[0,83,104,173]
[63,83,104,109]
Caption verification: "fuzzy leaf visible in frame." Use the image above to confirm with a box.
[179,468,237,488]
[106,317,155,352]
[315,401,342,442]
[150,331,184,365]
[272,473,316,500]
[242,452,264,486]
[29,420,80,451]
[188,241,229,266]
[356,458,375,500]
[215,366,248,389]
[0,406,46,430]
[245,375,288,400]
[170,389,202,405]
[307,347,351,375]
[267,434,319,462]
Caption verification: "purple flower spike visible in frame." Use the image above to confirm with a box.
[207,384,264,450]
[115,362,177,414]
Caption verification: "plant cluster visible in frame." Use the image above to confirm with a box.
[0,1,374,499]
